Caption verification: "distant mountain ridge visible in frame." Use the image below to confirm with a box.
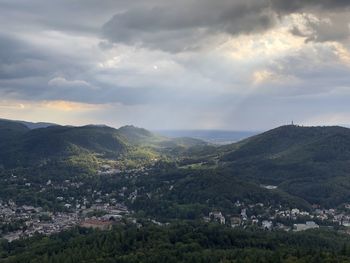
[1,118,258,144]
[0,119,208,168]
[0,118,57,129]
[156,129,259,144]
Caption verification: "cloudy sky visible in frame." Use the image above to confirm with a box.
[1,0,350,130]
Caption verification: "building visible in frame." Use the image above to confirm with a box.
[102,214,122,221]
[293,221,319,232]
[241,209,247,220]
[230,216,242,228]
[262,220,273,230]
[80,219,113,230]
[209,211,226,225]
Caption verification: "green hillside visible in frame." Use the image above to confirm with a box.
[118,125,157,145]
[118,125,208,149]
[0,119,30,144]
[0,119,207,169]
[219,125,350,207]
[0,125,128,168]
[222,125,350,162]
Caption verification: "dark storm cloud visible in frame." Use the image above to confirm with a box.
[102,0,277,52]
[0,0,146,33]
[270,0,350,13]
[101,0,350,51]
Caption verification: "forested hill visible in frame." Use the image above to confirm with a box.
[0,119,207,168]
[217,125,350,207]
[0,119,30,141]
[0,118,56,130]
[222,125,350,163]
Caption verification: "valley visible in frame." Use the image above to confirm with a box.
[2,119,350,261]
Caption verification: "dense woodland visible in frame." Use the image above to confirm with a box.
[2,221,350,263]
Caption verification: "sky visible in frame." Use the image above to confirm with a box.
[1,0,350,130]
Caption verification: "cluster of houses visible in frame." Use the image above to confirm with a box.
[204,201,350,232]
[97,164,121,176]
[0,163,154,243]
[0,199,131,242]
[206,209,319,232]
[6,162,350,242]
